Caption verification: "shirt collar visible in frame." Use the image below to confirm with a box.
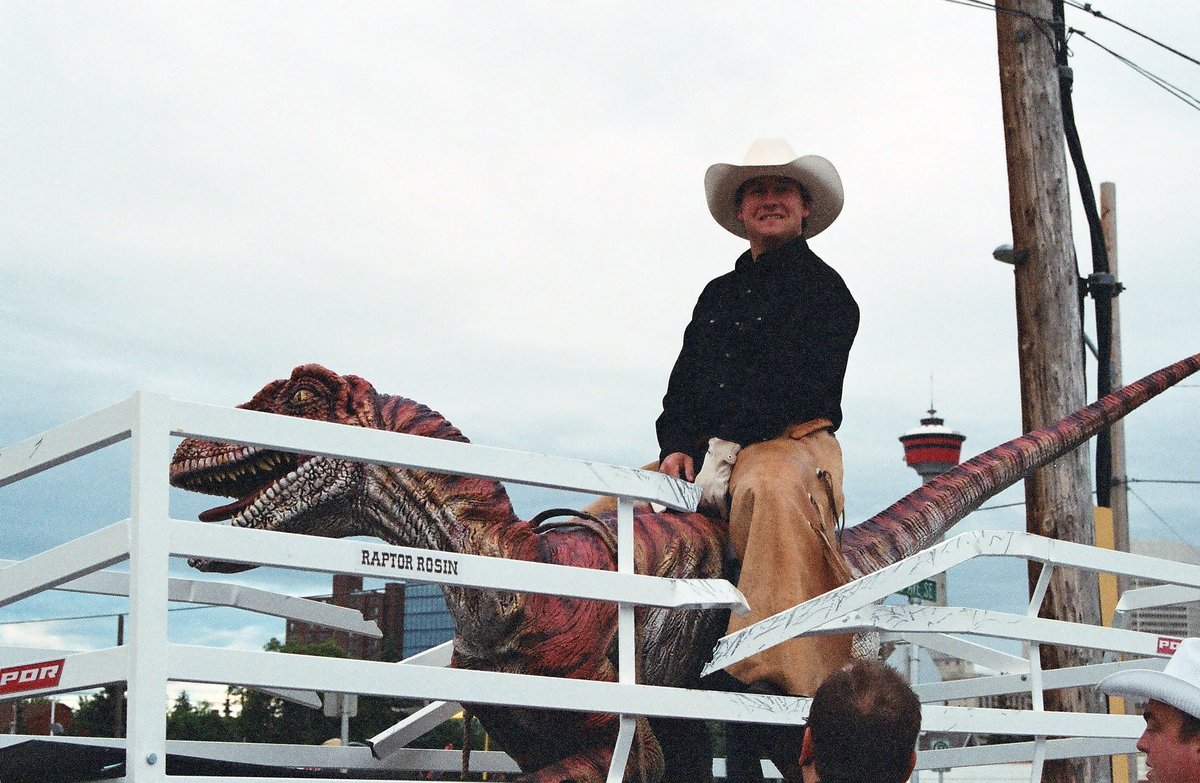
[734,234,812,274]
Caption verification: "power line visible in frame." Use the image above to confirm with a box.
[977,477,1199,509]
[1063,0,1200,67]
[938,0,1200,113]
[1070,29,1200,113]
[978,485,1200,564]
[940,0,1058,46]
[977,499,1026,512]
[1127,485,1200,559]
[949,0,1200,68]
[5,586,400,629]
[3,604,217,627]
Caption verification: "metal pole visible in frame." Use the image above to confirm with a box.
[126,392,172,782]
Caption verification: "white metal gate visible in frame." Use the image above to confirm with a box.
[2,392,1196,781]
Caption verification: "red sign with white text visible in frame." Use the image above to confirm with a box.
[0,659,65,695]
[1157,637,1182,656]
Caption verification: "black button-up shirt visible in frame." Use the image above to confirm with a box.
[656,235,859,466]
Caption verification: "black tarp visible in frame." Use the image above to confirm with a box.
[0,740,373,782]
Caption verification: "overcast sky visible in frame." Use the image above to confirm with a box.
[3,1,1198,709]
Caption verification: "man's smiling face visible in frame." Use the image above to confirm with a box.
[735,175,810,256]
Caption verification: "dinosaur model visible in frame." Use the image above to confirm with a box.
[169,353,1200,783]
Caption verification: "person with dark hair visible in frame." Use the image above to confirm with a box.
[800,660,921,783]
[1098,637,1200,783]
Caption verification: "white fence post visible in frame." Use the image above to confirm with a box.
[126,392,172,782]
[1026,563,1054,783]
[608,496,638,782]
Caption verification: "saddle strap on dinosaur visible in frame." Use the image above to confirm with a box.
[530,507,618,558]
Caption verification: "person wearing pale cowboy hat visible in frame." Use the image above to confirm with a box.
[1097,638,1200,783]
[655,137,859,705]
[646,138,861,782]
[567,137,857,780]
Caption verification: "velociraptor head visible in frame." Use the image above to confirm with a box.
[170,363,384,571]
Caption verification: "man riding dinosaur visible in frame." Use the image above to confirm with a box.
[590,138,859,707]
[656,138,859,701]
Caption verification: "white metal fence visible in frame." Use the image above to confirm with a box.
[2,391,1197,782]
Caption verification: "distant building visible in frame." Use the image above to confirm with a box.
[892,407,1038,717]
[899,408,967,484]
[898,406,966,609]
[4,700,72,736]
[401,583,455,659]
[286,575,455,661]
[1124,539,1200,639]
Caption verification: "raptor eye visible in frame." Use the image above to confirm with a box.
[289,387,316,406]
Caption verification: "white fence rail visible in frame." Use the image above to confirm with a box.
[1,391,1194,781]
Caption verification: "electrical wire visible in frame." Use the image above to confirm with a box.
[2,612,123,626]
[4,587,397,629]
[1127,485,1200,559]
[941,0,1058,46]
[975,478,1200,534]
[1048,3,1118,511]
[977,499,1027,512]
[1062,0,1200,67]
[938,0,1200,112]
[1070,29,1200,112]
[2,603,217,627]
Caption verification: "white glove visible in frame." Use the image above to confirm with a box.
[694,437,741,518]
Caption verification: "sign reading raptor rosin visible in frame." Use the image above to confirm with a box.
[360,547,460,577]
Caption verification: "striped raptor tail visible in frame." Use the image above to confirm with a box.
[841,352,1200,577]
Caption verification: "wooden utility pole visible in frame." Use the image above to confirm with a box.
[995,3,1110,783]
[1101,183,1128,576]
[1099,182,1134,783]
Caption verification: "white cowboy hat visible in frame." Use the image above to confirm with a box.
[1097,638,1200,719]
[704,138,844,240]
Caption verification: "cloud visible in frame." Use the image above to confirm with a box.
[0,621,95,653]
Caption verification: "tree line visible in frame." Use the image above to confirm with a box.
[66,637,484,749]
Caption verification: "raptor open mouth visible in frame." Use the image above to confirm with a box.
[198,491,265,523]
[169,445,304,524]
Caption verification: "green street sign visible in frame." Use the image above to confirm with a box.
[898,579,938,603]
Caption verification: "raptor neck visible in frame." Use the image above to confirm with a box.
[364,463,528,558]
[361,464,535,649]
